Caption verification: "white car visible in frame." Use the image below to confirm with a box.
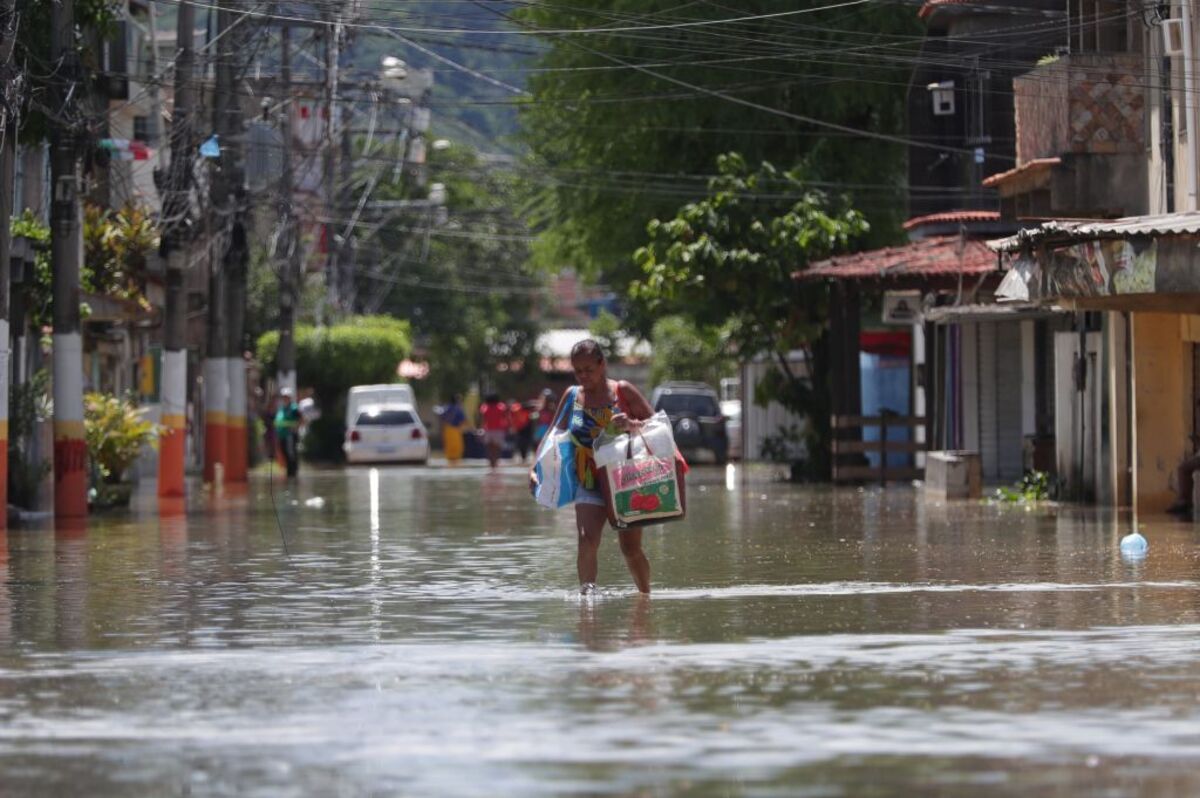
[345,384,417,433]
[343,403,430,464]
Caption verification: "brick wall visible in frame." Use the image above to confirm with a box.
[1014,53,1145,166]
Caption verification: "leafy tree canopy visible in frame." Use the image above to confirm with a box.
[629,153,867,477]
[12,204,157,329]
[256,315,413,459]
[515,0,918,285]
[648,315,732,390]
[256,316,413,400]
[350,138,543,403]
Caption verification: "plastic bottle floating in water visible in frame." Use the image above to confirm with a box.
[1119,530,1148,558]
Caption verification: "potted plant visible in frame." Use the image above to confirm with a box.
[84,392,163,509]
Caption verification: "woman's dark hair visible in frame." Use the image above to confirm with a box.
[485,392,500,404]
[570,338,605,363]
[451,393,462,404]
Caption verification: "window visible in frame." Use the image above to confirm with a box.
[356,410,416,426]
[655,394,719,417]
[133,115,154,144]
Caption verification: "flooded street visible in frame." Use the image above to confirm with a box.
[2,465,1200,796]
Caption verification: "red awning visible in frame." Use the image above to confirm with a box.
[860,331,911,357]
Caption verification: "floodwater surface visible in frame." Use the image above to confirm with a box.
[1,465,1199,797]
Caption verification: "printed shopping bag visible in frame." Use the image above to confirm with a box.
[532,388,579,509]
[595,411,686,529]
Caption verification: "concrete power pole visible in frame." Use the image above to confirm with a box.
[218,0,249,485]
[203,0,237,486]
[276,24,298,396]
[158,0,196,499]
[0,0,18,525]
[323,20,341,315]
[49,0,87,519]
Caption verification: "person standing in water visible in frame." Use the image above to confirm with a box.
[439,394,467,467]
[478,393,511,469]
[274,387,302,478]
[533,388,555,446]
[510,397,534,464]
[531,339,656,594]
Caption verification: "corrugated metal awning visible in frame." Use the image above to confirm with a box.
[988,211,1200,252]
[923,302,1068,324]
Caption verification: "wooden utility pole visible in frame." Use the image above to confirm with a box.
[0,0,18,525]
[49,0,87,519]
[158,0,197,499]
[276,24,298,396]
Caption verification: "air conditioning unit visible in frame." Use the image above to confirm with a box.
[1163,17,1185,57]
[928,81,955,116]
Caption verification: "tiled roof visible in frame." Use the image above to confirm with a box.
[918,0,975,19]
[799,236,997,281]
[981,157,1061,188]
[903,210,1001,231]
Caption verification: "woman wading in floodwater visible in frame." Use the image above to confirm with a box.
[532,339,656,594]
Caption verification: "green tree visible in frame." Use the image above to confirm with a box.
[588,309,625,360]
[350,138,543,403]
[14,0,121,143]
[516,0,917,286]
[256,316,412,460]
[83,203,158,306]
[648,316,731,389]
[14,205,158,328]
[629,154,867,478]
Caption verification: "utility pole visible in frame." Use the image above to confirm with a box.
[338,111,354,310]
[323,19,341,315]
[49,0,87,519]
[276,24,298,397]
[203,0,232,486]
[0,0,19,526]
[219,0,249,485]
[146,0,162,146]
[158,0,196,499]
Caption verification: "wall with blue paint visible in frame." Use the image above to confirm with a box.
[860,353,912,469]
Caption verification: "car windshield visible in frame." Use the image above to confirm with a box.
[355,410,415,426]
[656,393,719,416]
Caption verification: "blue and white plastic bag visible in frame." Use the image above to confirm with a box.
[532,388,579,509]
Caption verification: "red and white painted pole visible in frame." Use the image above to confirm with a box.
[203,354,228,485]
[0,99,15,524]
[49,0,87,520]
[225,357,247,483]
[156,0,195,501]
[157,343,187,497]
[52,334,87,519]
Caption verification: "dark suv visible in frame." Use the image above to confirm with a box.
[650,382,728,464]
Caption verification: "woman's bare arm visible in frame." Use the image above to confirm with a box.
[616,381,654,421]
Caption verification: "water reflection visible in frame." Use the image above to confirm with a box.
[0,467,1198,796]
[0,530,9,647]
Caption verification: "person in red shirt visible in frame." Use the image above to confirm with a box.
[510,398,534,464]
[478,393,511,469]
